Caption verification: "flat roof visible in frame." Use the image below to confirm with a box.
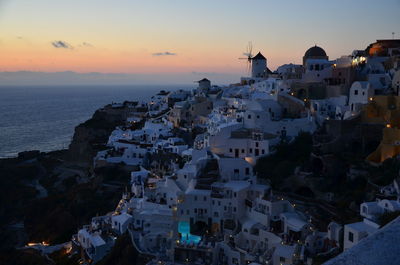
[346,220,379,234]
[325,217,400,265]
[224,181,251,192]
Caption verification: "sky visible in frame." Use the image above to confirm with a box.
[0,0,399,85]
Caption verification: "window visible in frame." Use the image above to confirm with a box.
[194,208,197,213]
[247,114,251,119]
[186,210,189,215]
[255,142,259,147]
[224,206,227,211]
[234,192,237,197]
[348,231,354,242]
[241,149,245,153]
[194,196,197,201]
[354,89,358,95]
[257,115,260,119]
[362,206,367,213]
[280,257,286,262]
[184,174,187,179]
[234,207,237,212]
[212,200,215,205]
[229,148,233,153]
[181,210,183,215]
[245,168,250,175]
[203,196,207,201]
[218,201,221,206]
[249,148,253,153]
[262,149,265,154]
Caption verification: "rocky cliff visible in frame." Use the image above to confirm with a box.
[68,106,128,163]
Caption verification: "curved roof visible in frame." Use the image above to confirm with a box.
[304,45,327,58]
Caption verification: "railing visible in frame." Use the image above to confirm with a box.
[211,192,224,198]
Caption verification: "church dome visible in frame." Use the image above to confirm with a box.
[304,45,327,58]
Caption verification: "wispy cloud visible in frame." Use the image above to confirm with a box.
[152,51,176,56]
[51,40,73,49]
[81,42,93,47]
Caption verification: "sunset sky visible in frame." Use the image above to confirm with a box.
[0,0,399,84]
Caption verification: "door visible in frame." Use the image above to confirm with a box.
[235,149,239,157]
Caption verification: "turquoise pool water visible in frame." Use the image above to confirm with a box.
[178,221,201,244]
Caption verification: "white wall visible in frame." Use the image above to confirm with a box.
[348,81,373,112]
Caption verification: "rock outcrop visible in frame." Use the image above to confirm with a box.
[68,105,128,164]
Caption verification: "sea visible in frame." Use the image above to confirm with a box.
[0,85,194,158]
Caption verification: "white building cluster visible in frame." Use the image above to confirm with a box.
[72,39,400,264]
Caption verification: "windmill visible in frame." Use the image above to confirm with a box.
[238,42,253,75]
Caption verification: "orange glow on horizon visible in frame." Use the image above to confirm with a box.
[0,36,296,74]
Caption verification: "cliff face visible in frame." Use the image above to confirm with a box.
[68,106,128,164]
[0,104,134,262]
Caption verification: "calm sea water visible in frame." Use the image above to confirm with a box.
[0,85,193,158]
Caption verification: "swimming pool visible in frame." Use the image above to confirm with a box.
[178,221,201,244]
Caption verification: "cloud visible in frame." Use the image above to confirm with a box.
[152,51,176,56]
[81,42,93,47]
[51,40,73,49]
